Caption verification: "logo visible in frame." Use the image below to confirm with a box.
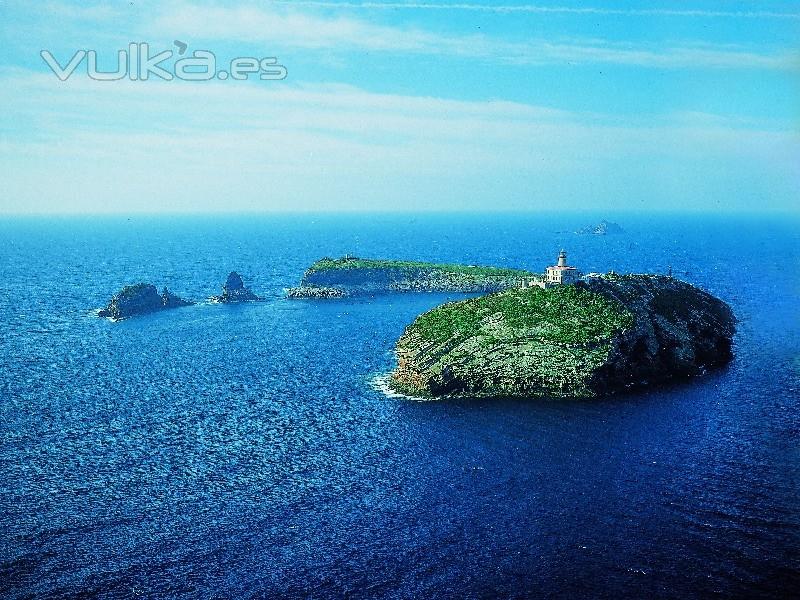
[40,41,288,82]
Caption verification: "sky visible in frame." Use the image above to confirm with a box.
[0,0,798,214]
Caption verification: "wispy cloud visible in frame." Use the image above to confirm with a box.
[268,1,800,20]
[498,41,798,70]
[149,3,800,70]
[1,70,797,213]
[152,5,441,52]
[3,2,798,213]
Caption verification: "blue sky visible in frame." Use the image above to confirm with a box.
[0,0,798,213]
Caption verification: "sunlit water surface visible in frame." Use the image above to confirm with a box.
[1,213,798,598]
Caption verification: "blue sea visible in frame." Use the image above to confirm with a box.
[1,213,798,599]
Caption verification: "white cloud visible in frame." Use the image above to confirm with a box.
[40,2,128,20]
[151,4,444,52]
[145,3,800,70]
[1,71,797,213]
[270,2,800,20]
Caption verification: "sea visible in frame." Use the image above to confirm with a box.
[0,212,798,599]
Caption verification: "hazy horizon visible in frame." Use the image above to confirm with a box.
[2,207,800,217]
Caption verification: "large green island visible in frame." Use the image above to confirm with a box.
[286,256,533,298]
[390,273,736,399]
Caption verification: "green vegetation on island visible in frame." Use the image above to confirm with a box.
[391,274,735,399]
[408,285,633,349]
[307,256,532,278]
[288,256,534,297]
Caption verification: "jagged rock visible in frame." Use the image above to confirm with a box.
[390,274,735,399]
[161,287,193,309]
[287,257,533,298]
[211,271,261,303]
[99,283,194,320]
[576,220,625,235]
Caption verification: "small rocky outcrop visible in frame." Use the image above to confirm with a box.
[211,272,261,303]
[390,274,735,399]
[287,256,532,298]
[99,283,193,320]
[286,285,346,299]
[576,220,625,235]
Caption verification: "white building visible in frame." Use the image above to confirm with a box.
[546,250,580,285]
[524,250,581,289]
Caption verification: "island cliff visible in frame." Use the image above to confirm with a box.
[99,283,193,320]
[390,274,735,399]
[287,256,532,298]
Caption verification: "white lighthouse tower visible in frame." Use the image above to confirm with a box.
[523,250,581,288]
[545,250,580,285]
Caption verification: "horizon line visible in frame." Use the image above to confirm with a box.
[1,208,798,218]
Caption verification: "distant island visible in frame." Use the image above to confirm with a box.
[575,220,625,235]
[99,271,261,320]
[390,272,735,399]
[98,283,193,321]
[97,251,736,399]
[286,256,533,298]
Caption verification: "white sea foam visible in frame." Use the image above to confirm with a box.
[370,373,430,401]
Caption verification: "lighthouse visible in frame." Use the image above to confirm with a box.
[523,250,582,288]
[546,250,580,285]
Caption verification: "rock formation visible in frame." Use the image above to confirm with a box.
[390,274,735,399]
[161,287,193,309]
[99,283,193,320]
[211,271,261,303]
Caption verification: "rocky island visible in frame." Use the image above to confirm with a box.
[211,271,262,303]
[98,283,193,320]
[390,274,735,399]
[576,220,625,235]
[287,256,533,298]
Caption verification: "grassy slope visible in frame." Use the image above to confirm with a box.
[409,285,633,346]
[395,285,635,397]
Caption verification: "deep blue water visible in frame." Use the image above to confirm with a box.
[1,213,798,599]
